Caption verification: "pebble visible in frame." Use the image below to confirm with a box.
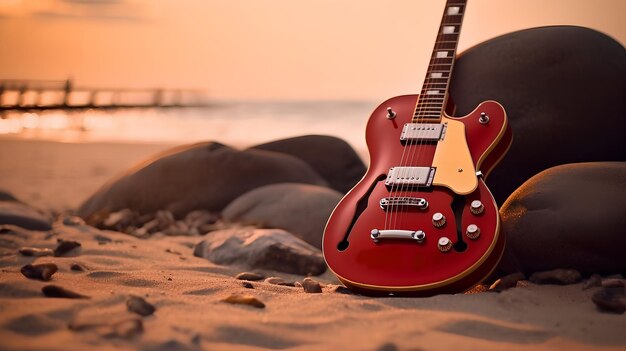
[489,272,526,292]
[70,262,88,272]
[582,274,602,290]
[602,279,625,288]
[126,296,156,316]
[529,269,582,285]
[591,287,626,314]
[264,277,293,286]
[42,285,89,299]
[103,209,136,229]
[235,272,265,281]
[62,216,85,226]
[332,286,355,295]
[302,277,322,293]
[377,342,399,351]
[54,239,82,257]
[242,282,254,289]
[18,247,53,257]
[221,294,265,308]
[20,263,58,281]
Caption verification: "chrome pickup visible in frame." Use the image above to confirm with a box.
[379,197,428,210]
[400,123,446,142]
[385,167,435,187]
[371,229,426,243]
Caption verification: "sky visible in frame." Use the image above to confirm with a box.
[0,0,625,101]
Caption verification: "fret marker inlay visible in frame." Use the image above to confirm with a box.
[436,51,449,58]
[447,6,460,15]
[426,90,440,95]
[442,26,456,34]
[430,72,443,78]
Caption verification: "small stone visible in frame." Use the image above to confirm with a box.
[591,287,626,314]
[264,277,287,285]
[53,240,82,257]
[302,277,322,293]
[126,296,156,316]
[20,263,58,281]
[103,209,136,229]
[70,262,88,272]
[221,294,265,308]
[242,282,254,289]
[529,269,582,285]
[18,247,53,257]
[465,284,488,294]
[62,216,85,226]
[42,285,89,299]
[377,342,398,351]
[583,274,602,290]
[602,279,625,288]
[489,272,526,292]
[165,248,182,255]
[235,272,265,281]
[332,286,355,295]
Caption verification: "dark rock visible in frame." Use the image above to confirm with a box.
[20,263,58,281]
[332,285,355,295]
[94,235,112,244]
[591,287,626,314]
[126,296,156,316]
[489,272,526,292]
[54,239,81,257]
[529,269,582,285]
[221,294,265,308]
[18,247,53,257]
[193,228,326,276]
[602,279,625,288]
[62,216,85,226]
[0,197,51,231]
[70,262,88,272]
[498,163,626,276]
[451,26,626,205]
[235,272,265,281]
[302,278,322,293]
[376,342,399,351]
[223,183,342,249]
[77,142,328,223]
[583,274,602,290]
[250,135,366,193]
[241,282,254,289]
[42,285,89,299]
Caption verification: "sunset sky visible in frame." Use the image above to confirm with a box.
[0,0,624,100]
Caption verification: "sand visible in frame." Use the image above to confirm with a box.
[1,138,625,351]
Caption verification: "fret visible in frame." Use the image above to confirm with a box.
[413,0,465,117]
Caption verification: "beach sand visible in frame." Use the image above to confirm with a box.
[1,138,624,351]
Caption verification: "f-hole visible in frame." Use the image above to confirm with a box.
[337,174,387,251]
[451,194,468,252]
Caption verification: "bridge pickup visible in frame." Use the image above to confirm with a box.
[400,123,446,142]
[385,167,435,187]
[371,229,426,243]
[379,197,428,210]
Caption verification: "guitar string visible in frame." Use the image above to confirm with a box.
[395,0,456,232]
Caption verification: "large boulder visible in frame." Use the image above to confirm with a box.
[498,162,626,276]
[77,142,328,224]
[250,135,366,193]
[0,191,51,231]
[193,228,326,275]
[222,183,343,248]
[452,26,626,204]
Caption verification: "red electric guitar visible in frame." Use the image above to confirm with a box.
[323,0,512,296]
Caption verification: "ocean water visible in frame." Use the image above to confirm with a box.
[0,101,376,155]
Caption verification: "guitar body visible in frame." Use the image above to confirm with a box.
[322,95,512,296]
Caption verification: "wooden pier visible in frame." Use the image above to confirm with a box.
[0,79,210,112]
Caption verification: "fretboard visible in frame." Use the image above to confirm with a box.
[413,0,467,122]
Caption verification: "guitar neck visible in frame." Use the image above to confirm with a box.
[414,0,468,121]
